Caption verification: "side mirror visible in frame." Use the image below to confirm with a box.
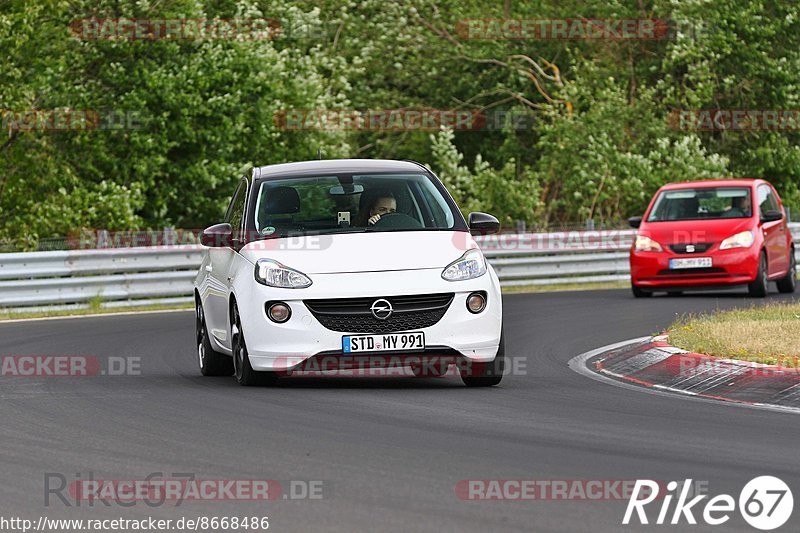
[628,216,643,229]
[468,212,500,236]
[761,210,783,223]
[201,223,233,247]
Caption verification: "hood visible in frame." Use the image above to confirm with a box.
[639,218,755,246]
[240,230,477,274]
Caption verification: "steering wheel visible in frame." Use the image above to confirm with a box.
[371,212,423,230]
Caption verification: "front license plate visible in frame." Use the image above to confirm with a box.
[342,332,425,353]
[669,257,713,269]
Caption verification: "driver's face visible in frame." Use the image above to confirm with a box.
[371,197,397,216]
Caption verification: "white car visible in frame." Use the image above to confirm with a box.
[194,159,504,386]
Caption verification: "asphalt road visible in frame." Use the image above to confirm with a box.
[1,288,798,532]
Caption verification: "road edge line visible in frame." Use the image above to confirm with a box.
[0,307,194,324]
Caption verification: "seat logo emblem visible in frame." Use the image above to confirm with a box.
[370,299,393,320]
[686,244,695,253]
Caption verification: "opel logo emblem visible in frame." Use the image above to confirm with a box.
[370,298,393,320]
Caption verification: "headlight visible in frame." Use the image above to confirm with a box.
[254,259,312,288]
[719,230,754,250]
[442,249,487,281]
[634,235,663,252]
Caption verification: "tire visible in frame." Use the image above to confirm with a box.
[748,252,769,298]
[231,304,279,386]
[776,249,797,294]
[196,299,234,376]
[460,328,504,387]
[631,284,652,298]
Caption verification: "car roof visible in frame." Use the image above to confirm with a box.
[252,159,428,179]
[659,178,766,190]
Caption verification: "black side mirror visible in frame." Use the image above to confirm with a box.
[761,210,783,223]
[201,223,233,247]
[628,216,643,229]
[468,212,500,236]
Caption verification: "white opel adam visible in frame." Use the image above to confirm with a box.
[194,159,504,386]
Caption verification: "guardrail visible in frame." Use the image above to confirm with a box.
[0,247,203,310]
[0,225,798,310]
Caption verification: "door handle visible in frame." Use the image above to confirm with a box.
[205,265,213,272]
[227,276,234,283]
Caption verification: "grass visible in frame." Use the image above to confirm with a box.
[88,293,104,313]
[669,302,800,367]
[0,301,193,321]
[502,280,628,293]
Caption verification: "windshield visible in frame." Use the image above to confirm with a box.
[251,173,460,237]
[646,187,753,222]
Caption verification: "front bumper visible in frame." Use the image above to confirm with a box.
[233,268,502,371]
[630,247,760,289]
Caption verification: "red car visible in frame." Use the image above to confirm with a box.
[629,179,796,297]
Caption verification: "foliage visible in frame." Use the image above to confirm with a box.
[1,0,799,249]
[430,127,542,226]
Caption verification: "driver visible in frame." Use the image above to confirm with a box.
[355,189,397,226]
[723,195,750,217]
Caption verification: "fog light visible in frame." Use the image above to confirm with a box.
[266,302,291,323]
[466,292,486,314]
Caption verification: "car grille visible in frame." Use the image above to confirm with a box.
[657,267,726,276]
[668,243,713,254]
[304,293,455,333]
